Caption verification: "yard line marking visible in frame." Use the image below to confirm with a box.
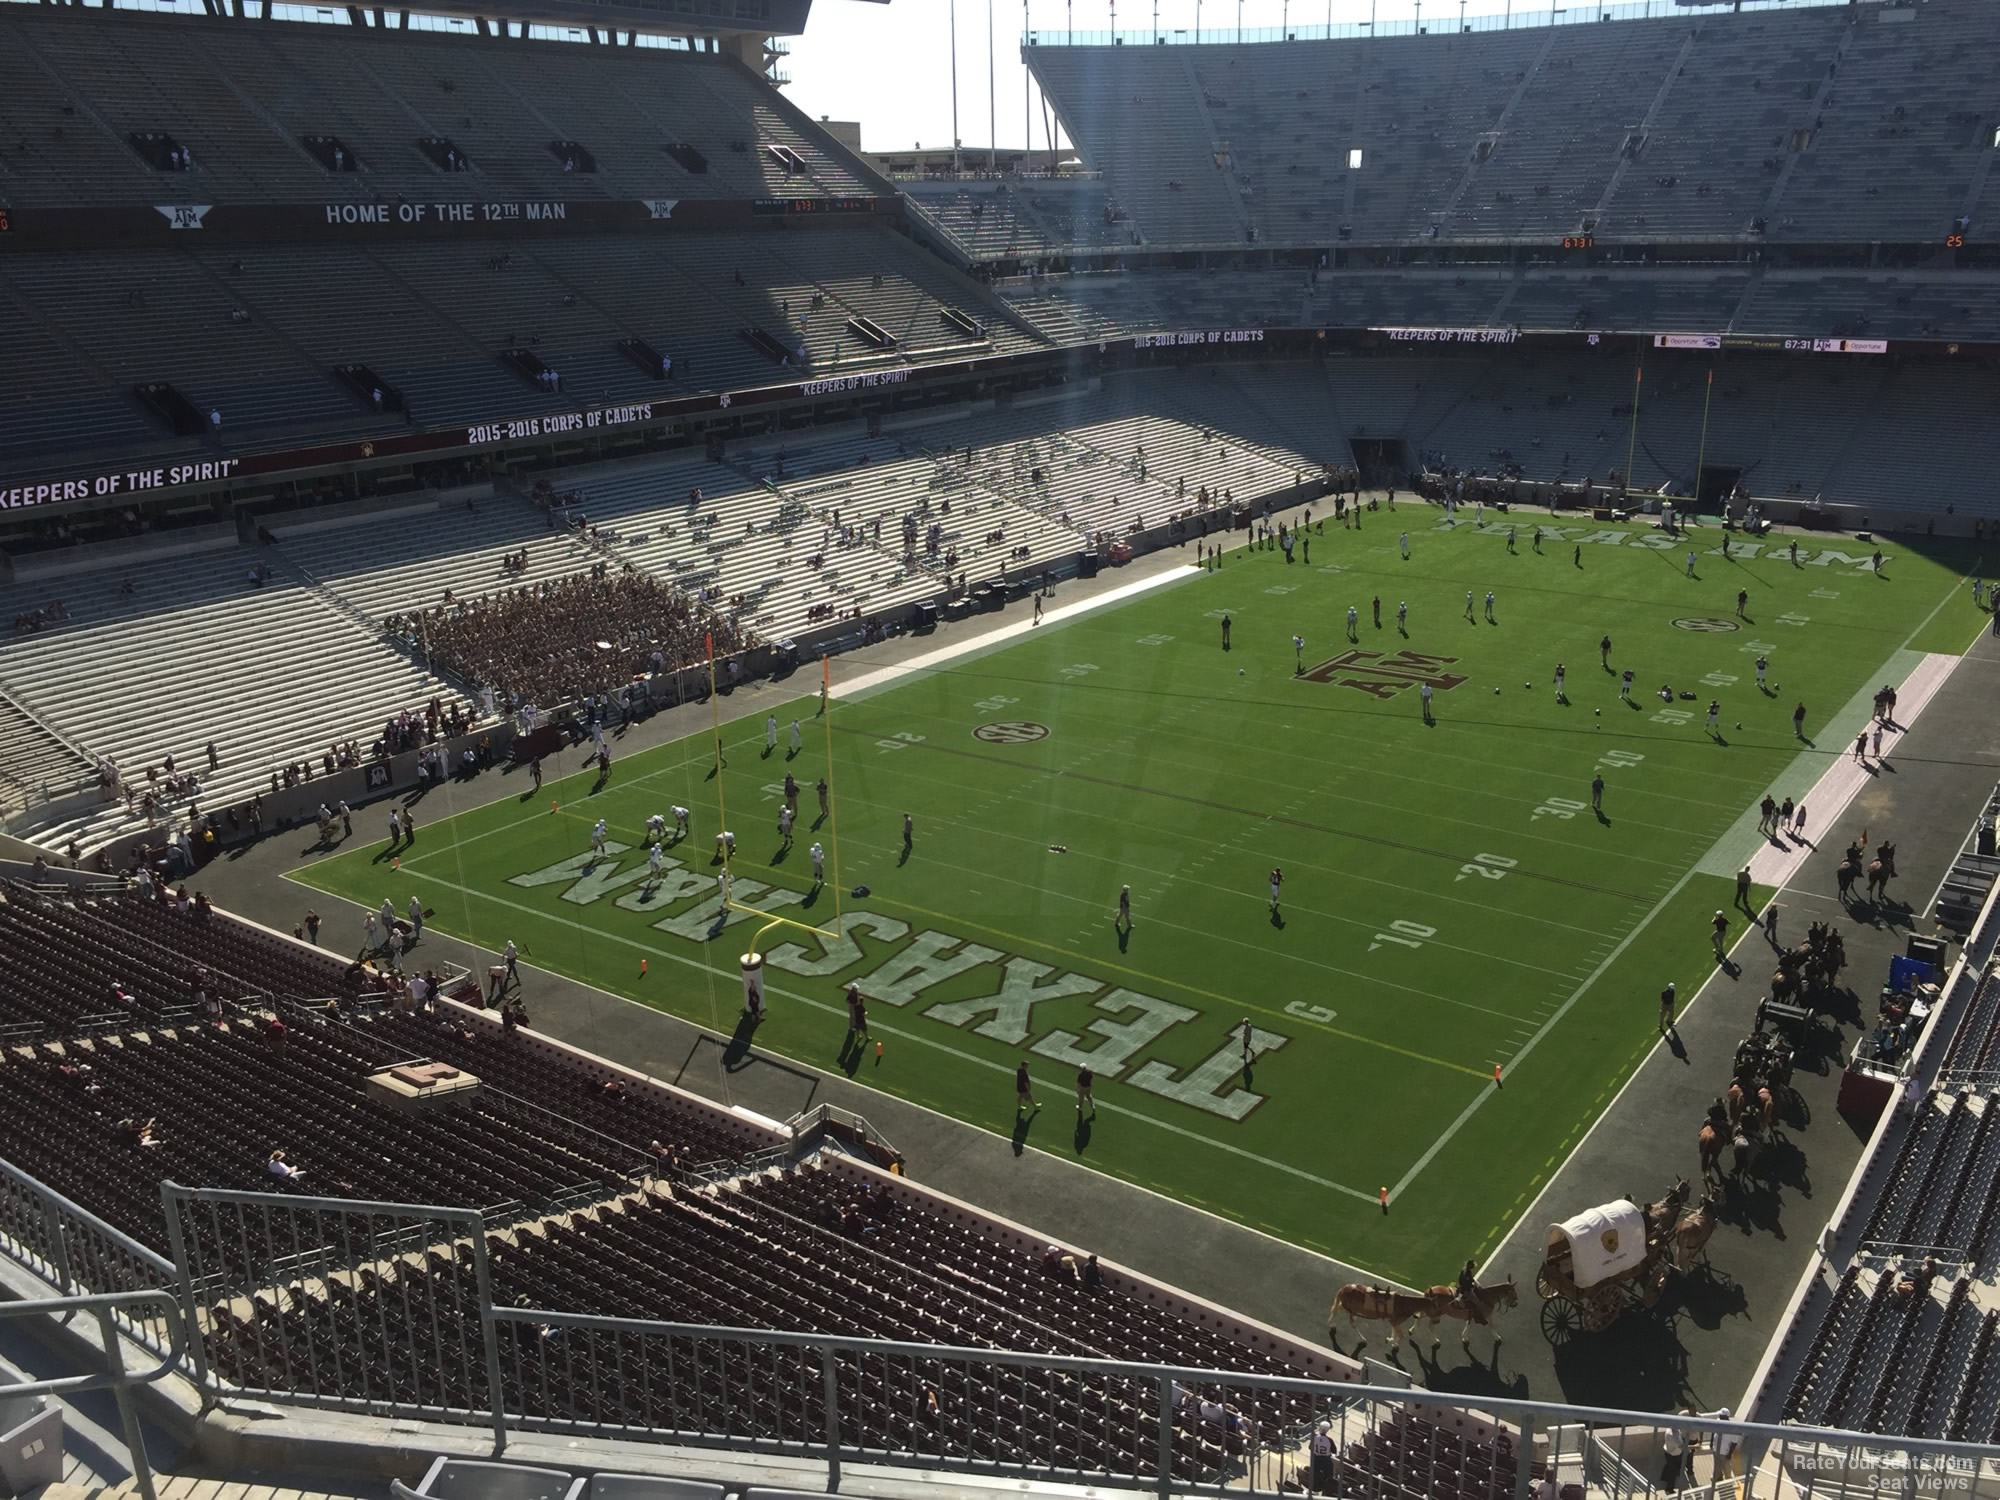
[1899,567,1981,653]
[280,867,1387,1209]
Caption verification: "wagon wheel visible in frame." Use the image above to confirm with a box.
[1783,1086,1811,1129]
[1540,1294,1583,1346]
[1581,1285,1624,1332]
[1535,1265,1563,1301]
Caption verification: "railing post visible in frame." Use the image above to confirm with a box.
[95,1302,157,1500]
[40,1194,74,1296]
[469,1214,509,1454]
[158,1184,211,1393]
[1156,1375,1175,1500]
[1515,1415,1536,1500]
[819,1343,842,1491]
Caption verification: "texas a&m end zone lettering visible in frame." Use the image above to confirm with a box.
[1302,649,1469,700]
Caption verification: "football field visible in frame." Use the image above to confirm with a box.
[291,515,1983,1286]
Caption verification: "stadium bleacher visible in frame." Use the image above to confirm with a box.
[0,878,1354,1479]
[1027,0,1991,249]
[1769,961,2000,1441]
[0,227,1045,475]
[0,8,879,209]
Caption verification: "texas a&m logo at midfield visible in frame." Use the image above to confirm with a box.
[1301,649,1469,701]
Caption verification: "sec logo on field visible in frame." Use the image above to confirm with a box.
[973,721,1051,744]
[1671,617,1740,633]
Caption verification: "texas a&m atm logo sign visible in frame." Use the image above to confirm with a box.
[1301,649,1468,701]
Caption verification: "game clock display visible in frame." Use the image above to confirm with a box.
[1561,234,1595,250]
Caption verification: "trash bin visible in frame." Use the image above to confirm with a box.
[1978,819,1996,858]
[0,1367,65,1494]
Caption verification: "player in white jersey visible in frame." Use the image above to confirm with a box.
[1507,525,1517,554]
[789,719,803,755]
[1685,550,1698,577]
[765,715,778,754]
[1553,663,1567,701]
[809,842,825,885]
[672,805,690,838]
[778,804,795,845]
[1706,699,1722,736]
[1755,655,1769,690]
[647,842,665,882]
[591,819,608,857]
[718,868,732,906]
[715,829,736,857]
[1396,600,1408,632]
[1484,590,1496,623]
[1464,590,1475,621]
[646,813,667,843]
[1400,532,1411,559]
[1268,867,1283,916]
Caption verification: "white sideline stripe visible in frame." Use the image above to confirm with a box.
[832,565,1201,705]
[1401,644,1970,1209]
[1472,640,1977,1277]
[288,865,1384,1210]
[1743,652,1959,889]
[1689,650,1923,880]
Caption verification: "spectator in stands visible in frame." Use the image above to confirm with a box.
[117,1117,163,1148]
[266,1148,303,1183]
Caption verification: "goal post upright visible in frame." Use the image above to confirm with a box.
[824,653,844,930]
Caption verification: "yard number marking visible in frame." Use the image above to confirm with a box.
[1456,853,1517,883]
[971,694,1020,714]
[1264,584,1300,596]
[1652,707,1692,725]
[1532,796,1590,821]
[1776,613,1811,628]
[1136,634,1175,646]
[1370,919,1436,953]
[1699,672,1738,688]
[1595,750,1644,771]
[1809,589,1840,601]
[1739,639,1777,656]
[875,732,926,754]
[1059,663,1100,679]
[1285,1000,1339,1025]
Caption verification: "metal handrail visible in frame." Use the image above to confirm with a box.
[0,1288,188,1500]
[0,1290,187,1394]
[485,1308,2000,1471]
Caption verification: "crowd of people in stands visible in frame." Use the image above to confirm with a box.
[10,597,69,633]
[395,569,750,710]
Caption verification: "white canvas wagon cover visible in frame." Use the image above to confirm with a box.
[1545,1200,1646,1289]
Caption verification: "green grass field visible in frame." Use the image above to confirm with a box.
[291,515,1983,1286]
